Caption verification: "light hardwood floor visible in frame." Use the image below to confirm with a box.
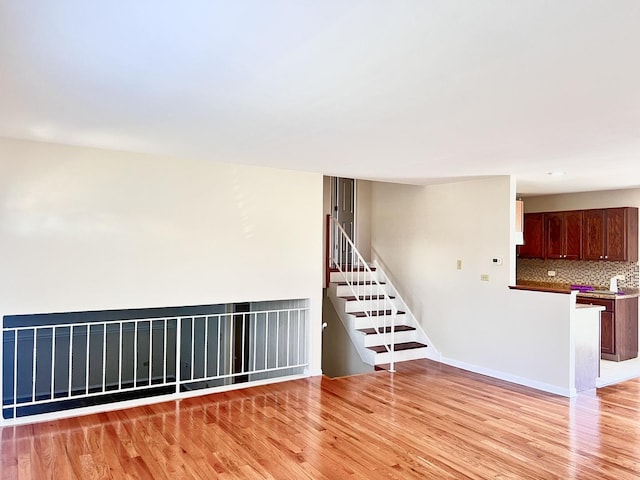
[2,359,640,479]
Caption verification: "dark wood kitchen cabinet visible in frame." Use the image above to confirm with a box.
[577,296,638,361]
[545,210,582,260]
[582,207,638,262]
[518,213,544,258]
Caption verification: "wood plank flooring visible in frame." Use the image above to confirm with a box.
[3,359,640,479]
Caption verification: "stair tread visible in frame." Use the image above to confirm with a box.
[335,281,386,286]
[357,325,415,335]
[367,342,428,354]
[330,266,376,272]
[350,310,405,317]
[340,295,395,301]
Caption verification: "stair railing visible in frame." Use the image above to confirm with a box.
[329,215,396,372]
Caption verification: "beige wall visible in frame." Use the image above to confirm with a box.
[0,137,324,373]
[355,179,372,260]
[371,176,578,395]
[524,188,640,212]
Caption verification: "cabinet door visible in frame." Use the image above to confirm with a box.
[544,213,564,259]
[564,210,583,260]
[519,213,544,258]
[582,209,605,260]
[600,311,615,355]
[605,208,627,261]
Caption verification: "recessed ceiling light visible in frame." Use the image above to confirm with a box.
[547,171,566,177]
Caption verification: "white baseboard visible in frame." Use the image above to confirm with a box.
[440,356,577,398]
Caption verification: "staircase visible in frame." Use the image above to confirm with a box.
[326,216,439,370]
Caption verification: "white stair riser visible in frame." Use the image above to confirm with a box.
[352,314,407,330]
[374,347,429,365]
[335,284,388,297]
[344,299,395,313]
[361,330,416,347]
[330,271,378,283]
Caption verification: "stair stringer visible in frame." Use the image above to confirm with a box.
[327,281,377,366]
[371,260,441,362]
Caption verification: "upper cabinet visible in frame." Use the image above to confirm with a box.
[519,207,638,262]
[518,213,545,258]
[545,210,583,260]
[583,207,638,262]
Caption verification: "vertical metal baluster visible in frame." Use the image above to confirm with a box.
[133,321,138,389]
[297,311,301,365]
[32,327,38,402]
[241,314,246,374]
[148,320,153,386]
[275,312,280,368]
[253,314,258,373]
[175,317,182,393]
[229,315,234,376]
[163,318,168,384]
[204,316,209,379]
[13,331,18,418]
[286,310,291,367]
[265,314,269,369]
[102,323,107,392]
[190,317,195,381]
[85,325,90,395]
[51,326,56,400]
[217,316,221,377]
[118,322,123,391]
[68,326,74,397]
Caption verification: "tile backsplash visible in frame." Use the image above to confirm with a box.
[517,259,639,288]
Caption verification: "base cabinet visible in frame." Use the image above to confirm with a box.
[577,296,638,361]
[600,311,615,355]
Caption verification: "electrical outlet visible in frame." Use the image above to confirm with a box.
[547,270,556,277]
[480,274,489,282]
[456,259,462,270]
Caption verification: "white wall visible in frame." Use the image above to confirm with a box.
[0,138,324,373]
[371,176,577,395]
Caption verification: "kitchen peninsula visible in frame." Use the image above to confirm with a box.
[512,281,639,361]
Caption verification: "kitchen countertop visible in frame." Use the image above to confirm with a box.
[511,281,640,299]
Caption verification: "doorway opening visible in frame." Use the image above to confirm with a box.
[330,177,356,265]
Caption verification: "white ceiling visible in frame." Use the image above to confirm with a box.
[1,1,640,195]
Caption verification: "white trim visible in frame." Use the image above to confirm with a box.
[440,356,577,398]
